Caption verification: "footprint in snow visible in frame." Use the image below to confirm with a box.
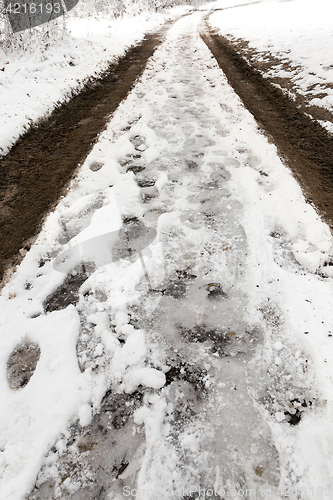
[7,341,41,390]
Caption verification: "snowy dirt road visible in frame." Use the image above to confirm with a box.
[2,9,333,500]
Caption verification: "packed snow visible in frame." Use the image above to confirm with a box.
[1,1,333,499]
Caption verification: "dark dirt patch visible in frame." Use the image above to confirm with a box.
[142,191,157,203]
[178,324,261,357]
[127,165,146,174]
[157,269,197,298]
[206,282,227,299]
[100,390,143,429]
[137,178,156,188]
[178,324,230,354]
[0,21,175,285]
[165,360,207,392]
[44,268,88,313]
[201,21,333,230]
[284,398,312,426]
[185,159,199,170]
[7,340,41,389]
[258,382,315,426]
[162,279,188,298]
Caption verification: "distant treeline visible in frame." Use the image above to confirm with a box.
[0,0,210,53]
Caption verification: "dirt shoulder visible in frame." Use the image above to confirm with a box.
[0,21,174,284]
[201,20,333,231]
[219,35,333,129]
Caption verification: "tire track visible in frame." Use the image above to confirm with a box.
[201,17,333,230]
[0,19,176,284]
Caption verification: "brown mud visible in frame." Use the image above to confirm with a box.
[0,20,175,284]
[201,20,333,231]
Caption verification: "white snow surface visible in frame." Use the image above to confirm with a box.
[1,3,333,500]
[210,0,333,117]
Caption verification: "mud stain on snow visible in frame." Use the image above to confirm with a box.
[7,341,41,390]
[44,268,88,313]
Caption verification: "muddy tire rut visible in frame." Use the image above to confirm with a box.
[0,20,175,284]
[201,18,333,230]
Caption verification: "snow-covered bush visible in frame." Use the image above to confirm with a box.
[0,0,68,55]
[0,0,202,55]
